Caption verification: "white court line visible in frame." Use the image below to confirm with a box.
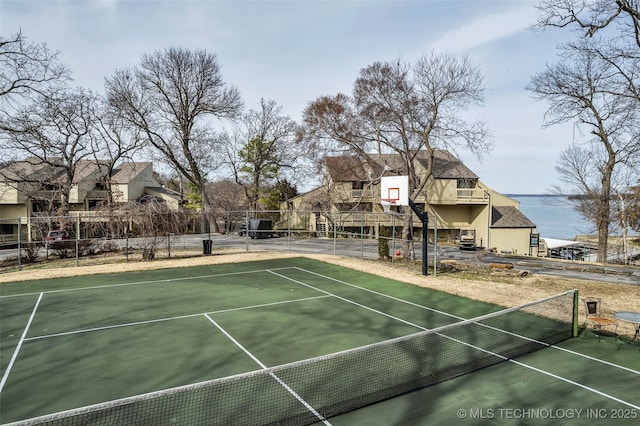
[0,266,299,299]
[24,295,330,342]
[295,266,466,320]
[273,269,640,411]
[204,314,332,426]
[295,266,640,376]
[0,293,43,394]
[437,326,640,410]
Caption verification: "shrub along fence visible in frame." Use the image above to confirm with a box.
[0,207,435,273]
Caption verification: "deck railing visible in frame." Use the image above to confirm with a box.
[456,188,489,203]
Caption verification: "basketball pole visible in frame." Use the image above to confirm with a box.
[408,199,428,276]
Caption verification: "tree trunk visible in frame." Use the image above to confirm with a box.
[200,188,219,233]
[401,210,413,259]
[597,152,615,262]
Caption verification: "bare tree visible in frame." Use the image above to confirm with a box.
[528,43,640,261]
[105,47,243,231]
[301,52,490,256]
[0,87,98,216]
[534,1,640,113]
[611,167,640,263]
[116,198,190,260]
[0,30,74,223]
[90,96,145,206]
[205,178,248,232]
[0,30,70,102]
[627,183,640,232]
[223,98,299,212]
[534,0,640,48]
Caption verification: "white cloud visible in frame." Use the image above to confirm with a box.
[429,5,534,53]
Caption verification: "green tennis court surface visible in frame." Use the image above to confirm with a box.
[0,257,638,425]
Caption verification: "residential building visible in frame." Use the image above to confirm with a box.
[0,159,180,243]
[284,150,539,255]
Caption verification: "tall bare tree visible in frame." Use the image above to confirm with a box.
[533,1,640,261]
[301,52,490,256]
[105,47,243,230]
[528,43,640,261]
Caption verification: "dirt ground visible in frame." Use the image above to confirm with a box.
[1,250,638,338]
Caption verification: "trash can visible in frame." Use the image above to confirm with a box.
[202,239,212,255]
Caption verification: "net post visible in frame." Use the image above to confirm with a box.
[572,289,579,338]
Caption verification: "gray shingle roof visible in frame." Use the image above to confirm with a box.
[325,157,382,182]
[491,206,536,228]
[0,158,64,182]
[111,162,151,183]
[325,150,478,182]
[427,150,479,179]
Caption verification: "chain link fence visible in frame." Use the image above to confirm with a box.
[0,207,439,274]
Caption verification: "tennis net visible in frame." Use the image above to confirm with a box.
[6,289,577,426]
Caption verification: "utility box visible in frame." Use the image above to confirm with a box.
[459,229,477,250]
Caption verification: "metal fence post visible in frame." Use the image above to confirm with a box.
[433,214,437,277]
[17,216,22,271]
[76,215,80,266]
[331,216,338,256]
[287,209,292,253]
[360,213,364,260]
[245,210,250,252]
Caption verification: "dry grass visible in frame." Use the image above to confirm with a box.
[1,250,638,338]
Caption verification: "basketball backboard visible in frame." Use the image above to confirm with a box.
[380,175,409,206]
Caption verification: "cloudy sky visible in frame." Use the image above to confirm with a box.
[2,0,576,194]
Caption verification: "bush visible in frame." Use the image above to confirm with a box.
[142,248,155,260]
[76,240,98,257]
[23,242,41,263]
[378,226,391,259]
[52,247,71,259]
[99,241,120,253]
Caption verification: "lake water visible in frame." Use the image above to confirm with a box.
[509,195,595,240]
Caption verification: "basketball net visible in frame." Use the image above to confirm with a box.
[381,198,399,215]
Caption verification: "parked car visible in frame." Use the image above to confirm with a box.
[44,229,73,248]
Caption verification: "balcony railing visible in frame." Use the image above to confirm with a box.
[456,188,489,203]
[31,190,60,200]
[0,233,17,244]
[86,190,109,199]
[351,189,376,200]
